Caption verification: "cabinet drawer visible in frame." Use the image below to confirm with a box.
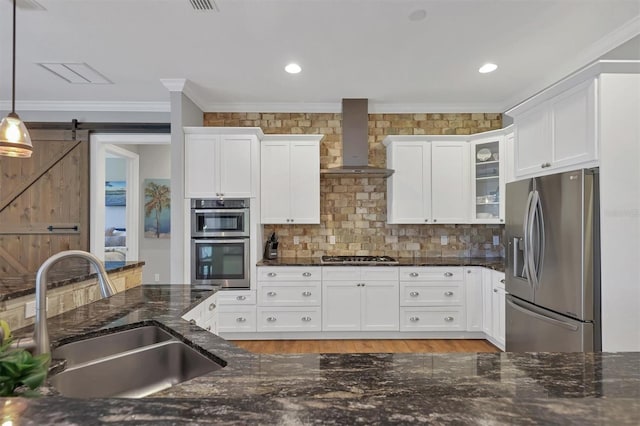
[399,267,463,281]
[400,283,464,306]
[257,307,321,332]
[258,282,321,306]
[217,306,256,332]
[322,266,399,281]
[400,307,465,331]
[216,290,256,305]
[258,267,320,281]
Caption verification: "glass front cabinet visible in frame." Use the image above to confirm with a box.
[471,137,505,223]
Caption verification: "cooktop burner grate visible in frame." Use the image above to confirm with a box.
[321,255,399,265]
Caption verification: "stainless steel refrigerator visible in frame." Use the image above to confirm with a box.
[505,168,601,352]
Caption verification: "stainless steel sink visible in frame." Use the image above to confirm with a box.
[52,325,174,367]
[50,325,223,398]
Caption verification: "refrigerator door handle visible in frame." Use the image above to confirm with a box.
[533,191,545,287]
[507,297,579,331]
[525,190,538,288]
[522,190,535,286]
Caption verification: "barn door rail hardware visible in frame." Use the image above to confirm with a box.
[48,225,79,232]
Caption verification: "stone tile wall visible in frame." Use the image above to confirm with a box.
[0,267,142,331]
[204,112,504,258]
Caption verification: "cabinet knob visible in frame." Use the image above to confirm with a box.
[433,219,437,223]
[409,272,419,277]
[208,303,216,311]
[409,316,420,322]
[189,319,197,325]
[301,316,312,322]
[236,317,246,323]
[444,272,453,277]
[494,289,499,293]
[290,219,294,223]
[467,270,472,274]
[266,317,277,322]
[267,272,277,277]
[444,291,454,296]
[206,326,211,331]
[425,219,428,222]
[500,219,504,223]
[302,272,312,277]
[500,279,505,284]
[409,291,419,297]
[267,291,277,297]
[444,316,454,322]
[302,291,312,297]
[236,295,246,301]
[541,162,552,168]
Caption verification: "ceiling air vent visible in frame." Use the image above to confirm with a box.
[7,0,46,10]
[189,0,219,12]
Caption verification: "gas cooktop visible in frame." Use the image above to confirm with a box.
[321,255,399,265]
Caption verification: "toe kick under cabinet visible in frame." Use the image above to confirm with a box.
[257,266,322,332]
[399,267,466,331]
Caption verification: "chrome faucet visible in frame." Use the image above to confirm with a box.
[5,250,117,355]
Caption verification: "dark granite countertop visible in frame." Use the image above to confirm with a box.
[258,257,505,272]
[2,285,639,425]
[0,260,145,302]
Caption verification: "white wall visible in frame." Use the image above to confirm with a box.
[169,92,203,284]
[138,144,172,285]
[599,73,640,351]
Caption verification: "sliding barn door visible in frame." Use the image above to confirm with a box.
[0,129,89,274]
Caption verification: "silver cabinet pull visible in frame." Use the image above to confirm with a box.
[206,326,211,331]
[444,291,454,296]
[467,270,472,274]
[302,291,312,297]
[301,316,312,322]
[302,272,312,277]
[236,317,246,323]
[266,317,277,322]
[409,272,419,277]
[236,295,246,301]
[494,289,499,293]
[541,162,552,168]
[409,291,419,297]
[444,272,453,277]
[444,316,454,322]
[208,303,216,311]
[189,319,197,325]
[433,219,438,223]
[267,272,276,277]
[267,291,277,297]
[409,317,420,322]
[500,278,505,284]
[424,219,428,222]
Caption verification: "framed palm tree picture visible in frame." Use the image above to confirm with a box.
[144,178,170,238]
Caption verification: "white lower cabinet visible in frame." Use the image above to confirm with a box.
[213,290,257,333]
[322,267,399,332]
[464,267,484,332]
[491,271,506,349]
[256,266,322,333]
[399,267,466,332]
[257,306,321,332]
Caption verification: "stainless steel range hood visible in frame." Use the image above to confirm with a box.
[321,99,394,178]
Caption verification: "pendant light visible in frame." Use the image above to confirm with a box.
[0,0,32,158]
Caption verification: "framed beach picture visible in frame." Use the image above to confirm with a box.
[105,181,126,206]
[144,178,171,238]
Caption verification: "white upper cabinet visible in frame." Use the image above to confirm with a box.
[184,127,262,198]
[431,141,470,224]
[261,135,323,224]
[385,140,431,224]
[510,78,597,178]
[471,136,505,223]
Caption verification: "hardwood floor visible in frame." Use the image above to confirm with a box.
[230,339,500,354]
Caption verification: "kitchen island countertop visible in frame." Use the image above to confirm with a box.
[258,256,505,272]
[2,285,638,425]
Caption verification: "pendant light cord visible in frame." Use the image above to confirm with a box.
[11,0,16,114]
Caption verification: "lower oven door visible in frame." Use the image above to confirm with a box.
[191,238,250,288]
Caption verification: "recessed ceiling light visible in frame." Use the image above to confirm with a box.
[285,63,302,74]
[408,9,427,21]
[479,63,498,74]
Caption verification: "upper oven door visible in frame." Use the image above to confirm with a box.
[191,208,249,237]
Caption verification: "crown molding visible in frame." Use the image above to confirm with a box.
[160,78,187,92]
[0,100,170,112]
[160,78,208,111]
[503,15,640,111]
[201,101,505,114]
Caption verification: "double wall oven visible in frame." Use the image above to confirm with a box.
[191,199,250,289]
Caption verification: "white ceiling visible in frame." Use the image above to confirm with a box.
[1,0,639,114]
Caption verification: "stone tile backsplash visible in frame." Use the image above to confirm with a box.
[204,112,504,258]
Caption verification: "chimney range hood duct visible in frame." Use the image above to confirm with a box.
[321,99,394,178]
